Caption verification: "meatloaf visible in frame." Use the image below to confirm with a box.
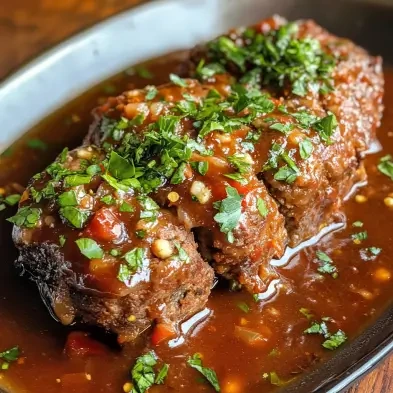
[12,146,214,343]
[10,16,384,341]
[186,15,384,245]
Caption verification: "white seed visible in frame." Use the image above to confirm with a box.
[190,181,211,204]
[151,239,174,259]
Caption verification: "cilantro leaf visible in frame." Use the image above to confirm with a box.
[75,238,104,259]
[59,206,90,228]
[322,330,347,350]
[299,138,313,160]
[377,155,393,180]
[108,151,135,180]
[187,353,220,392]
[7,207,41,228]
[4,194,21,206]
[130,351,157,393]
[169,73,188,87]
[118,248,146,284]
[314,113,338,144]
[155,364,169,384]
[257,198,269,218]
[213,186,243,243]
[58,190,78,207]
[0,346,20,362]
[316,251,338,278]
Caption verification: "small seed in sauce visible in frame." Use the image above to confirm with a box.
[355,194,368,203]
[167,191,180,203]
[383,196,393,207]
[151,239,174,259]
[374,267,391,282]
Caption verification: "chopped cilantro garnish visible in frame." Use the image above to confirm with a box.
[59,206,90,228]
[169,73,188,87]
[174,242,190,263]
[227,153,251,174]
[138,196,160,222]
[7,207,41,228]
[187,353,220,392]
[299,308,313,320]
[75,238,104,259]
[377,155,393,180]
[64,174,92,187]
[0,346,20,371]
[299,138,313,160]
[224,173,248,185]
[145,86,158,100]
[129,351,169,393]
[352,231,368,242]
[313,113,338,144]
[269,122,294,134]
[118,248,146,284]
[262,371,288,387]
[304,319,347,350]
[58,190,78,207]
[27,138,48,150]
[108,150,135,180]
[322,330,347,350]
[59,235,66,247]
[192,161,209,176]
[263,142,300,183]
[134,66,154,79]
[213,186,243,243]
[204,22,336,96]
[86,164,102,176]
[120,201,134,212]
[360,247,382,261]
[0,346,20,362]
[257,198,269,218]
[316,251,338,278]
[100,195,115,205]
[352,221,364,228]
[4,194,21,206]
[368,246,382,255]
[237,302,250,313]
[155,364,169,384]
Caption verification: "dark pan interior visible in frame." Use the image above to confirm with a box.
[1,0,393,392]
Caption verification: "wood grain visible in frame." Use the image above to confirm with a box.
[0,1,391,392]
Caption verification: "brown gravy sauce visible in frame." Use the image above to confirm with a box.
[0,53,393,393]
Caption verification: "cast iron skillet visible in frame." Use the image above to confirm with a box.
[1,0,393,392]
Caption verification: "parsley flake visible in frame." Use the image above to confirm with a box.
[75,238,104,259]
[213,186,243,243]
[187,353,220,392]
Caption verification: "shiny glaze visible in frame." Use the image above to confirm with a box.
[0,54,392,393]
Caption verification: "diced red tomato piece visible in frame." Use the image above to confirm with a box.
[151,323,176,346]
[65,331,108,357]
[87,208,122,242]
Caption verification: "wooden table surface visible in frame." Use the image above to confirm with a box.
[0,0,392,392]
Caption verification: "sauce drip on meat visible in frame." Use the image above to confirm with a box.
[0,34,392,393]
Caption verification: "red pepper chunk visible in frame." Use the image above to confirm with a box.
[151,323,176,346]
[65,331,108,357]
[88,208,122,242]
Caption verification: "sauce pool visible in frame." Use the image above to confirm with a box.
[0,54,393,393]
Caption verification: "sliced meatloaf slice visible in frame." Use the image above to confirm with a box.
[11,146,214,343]
[185,16,384,246]
[86,78,287,294]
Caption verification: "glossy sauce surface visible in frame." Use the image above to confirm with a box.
[0,54,392,393]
